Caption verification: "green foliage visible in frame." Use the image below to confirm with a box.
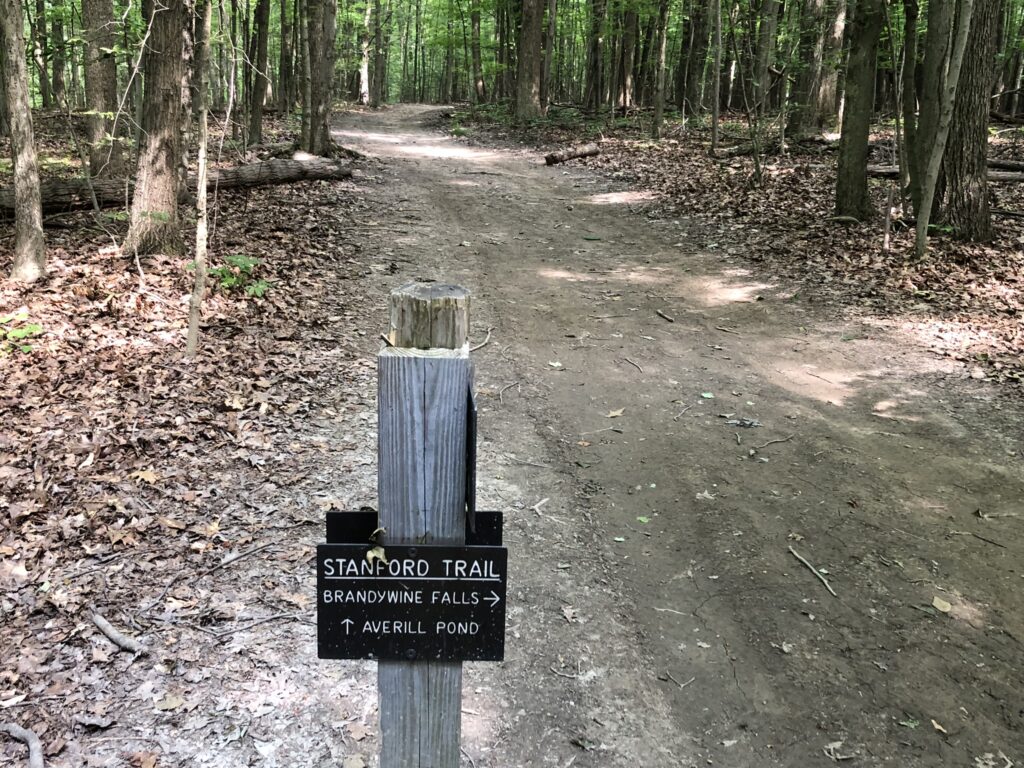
[199,254,271,297]
[0,310,43,354]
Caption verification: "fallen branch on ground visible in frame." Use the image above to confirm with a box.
[0,155,354,214]
[91,609,148,655]
[788,546,838,597]
[0,722,44,768]
[867,164,1024,182]
[544,144,600,166]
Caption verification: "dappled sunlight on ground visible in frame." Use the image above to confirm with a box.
[450,179,481,187]
[334,129,501,162]
[762,361,869,406]
[581,190,659,205]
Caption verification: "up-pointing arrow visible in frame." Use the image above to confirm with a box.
[485,591,501,608]
[341,618,354,635]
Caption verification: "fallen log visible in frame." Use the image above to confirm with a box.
[868,164,1024,183]
[0,155,353,214]
[544,143,600,165]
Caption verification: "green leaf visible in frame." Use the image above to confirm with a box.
[636,516,650,524]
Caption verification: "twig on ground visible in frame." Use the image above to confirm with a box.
[470,327,494,352]
[549,663,579,679]
[531,498,550,515]
[788,546,838,597]
[137,574,183,616]
[91,609,148,655]
[0,721,44,768]
[623,357,644,373]
[656,309,675,323]
[200,542,276,577]
[498,381,520,404]
[212,613,305,640]
[663,671,696,689]
[735,432,742,445]
[673,404,694,421]
[510,458,553,469]
[580,426,623,436]
[653,607,687,616]
[948,530,1008,549]
[754,434,795,450]
[461,747,477,768]
[715,326,740,335]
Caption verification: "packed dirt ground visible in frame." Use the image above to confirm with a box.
[2,104,1023,767]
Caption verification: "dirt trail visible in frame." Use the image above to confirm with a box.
[329,104,1024,767]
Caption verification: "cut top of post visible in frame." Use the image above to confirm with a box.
[388,283,470,350]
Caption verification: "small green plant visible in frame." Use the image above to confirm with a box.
[0,310,43,354]
[451,122,468,137]
[206,254,270,297]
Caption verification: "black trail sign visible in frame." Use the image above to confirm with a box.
[317,543,507,661]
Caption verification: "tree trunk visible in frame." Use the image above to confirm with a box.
[651,0,670,137]
[187,0,212,358]
[815,0,846,124]
[584,0,607,110]
[540,0,557,109]
[789,0,826,135]
[246,0,270,143]
[942,0,996,241]
[279,0,293,110]
[900,0,919,198]
[681,0,709,114]
[755,0,780,112]
[51,10,67,106]
[914,0,976,257]
[711,0,721,152]
[123,0,186,255]
[0,156,354,213]
[82,0,125,177]
[1,0,46,282]
[834,0,883,219]
[359,1,372,104]
[470,0,485,102]
[620,9,638,108]
[371,0,386,105]
[515,0,545,119]
[31,0,53,109]
[305,0,336,153]
[544,143,599,164]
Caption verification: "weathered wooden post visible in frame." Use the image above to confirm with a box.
[377,283,472,767]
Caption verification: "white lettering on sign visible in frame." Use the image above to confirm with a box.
[430,590,480,606]
[362,620,427,634]
[323,590,423,604]
[322,558,431,578]
[435,621,480,635]
[440,559,500,579]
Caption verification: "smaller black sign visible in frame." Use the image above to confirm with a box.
[317,543,507,661]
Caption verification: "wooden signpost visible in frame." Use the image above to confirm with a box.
[316,283,507,768]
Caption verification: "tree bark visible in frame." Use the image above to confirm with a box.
[51,10,67,105]
[651,0,670,137]
[711,0,722,152]
[943,0,998,241]
[900,0,919,198]
[82,0,126,177]
[815,0,846,124]
[248,0,271,143]
[371,0,386,105]
[789,0,826,134]
[1,0,46,282]
[515,0,545,119]
[544,143,599,164]
[914,0,976,257]
[187,0,212,357]
[835,0,884,219]
[305,0,337,154]
[278,0,293,110]
[681,0,709,114]
[540,0,557,109]
[123,0,186,255]
[0,156,354,213]
[470,0,485,102]
[755,0,780,112]
[32,0,53,109]
[584,0,607,110]
[359,0,372,104]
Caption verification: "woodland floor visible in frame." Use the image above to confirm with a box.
[1,104,1023,768]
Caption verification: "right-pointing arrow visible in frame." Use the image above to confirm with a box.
[485,591,501,608]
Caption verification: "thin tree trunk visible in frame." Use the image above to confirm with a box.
[584,0,607,110]
[279,0,293,109]
[305,0,336,152]
[1,0,46,282]
[651,0,669,137]
[187,0,212,357]
[82,0,126,177]
[914,0,976,257]
[470,0,485,102]
[31,0,53,109]
[816,0,846,124]
[371,0,386,105]
[789,0,826,135]
[755,0,780,112]
[51,10,67,105]
[835,0,884,219]
[900,0,919,200]
[359,1,372,103]
[540,0,557,109]
[123,0,186,255]
[711,0,721,152]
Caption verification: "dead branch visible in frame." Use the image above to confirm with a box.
[788,546,838,597]
[0,156,354,214]
[544,143,600,165]
[0,722,44,768]
[91,609,148,655]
